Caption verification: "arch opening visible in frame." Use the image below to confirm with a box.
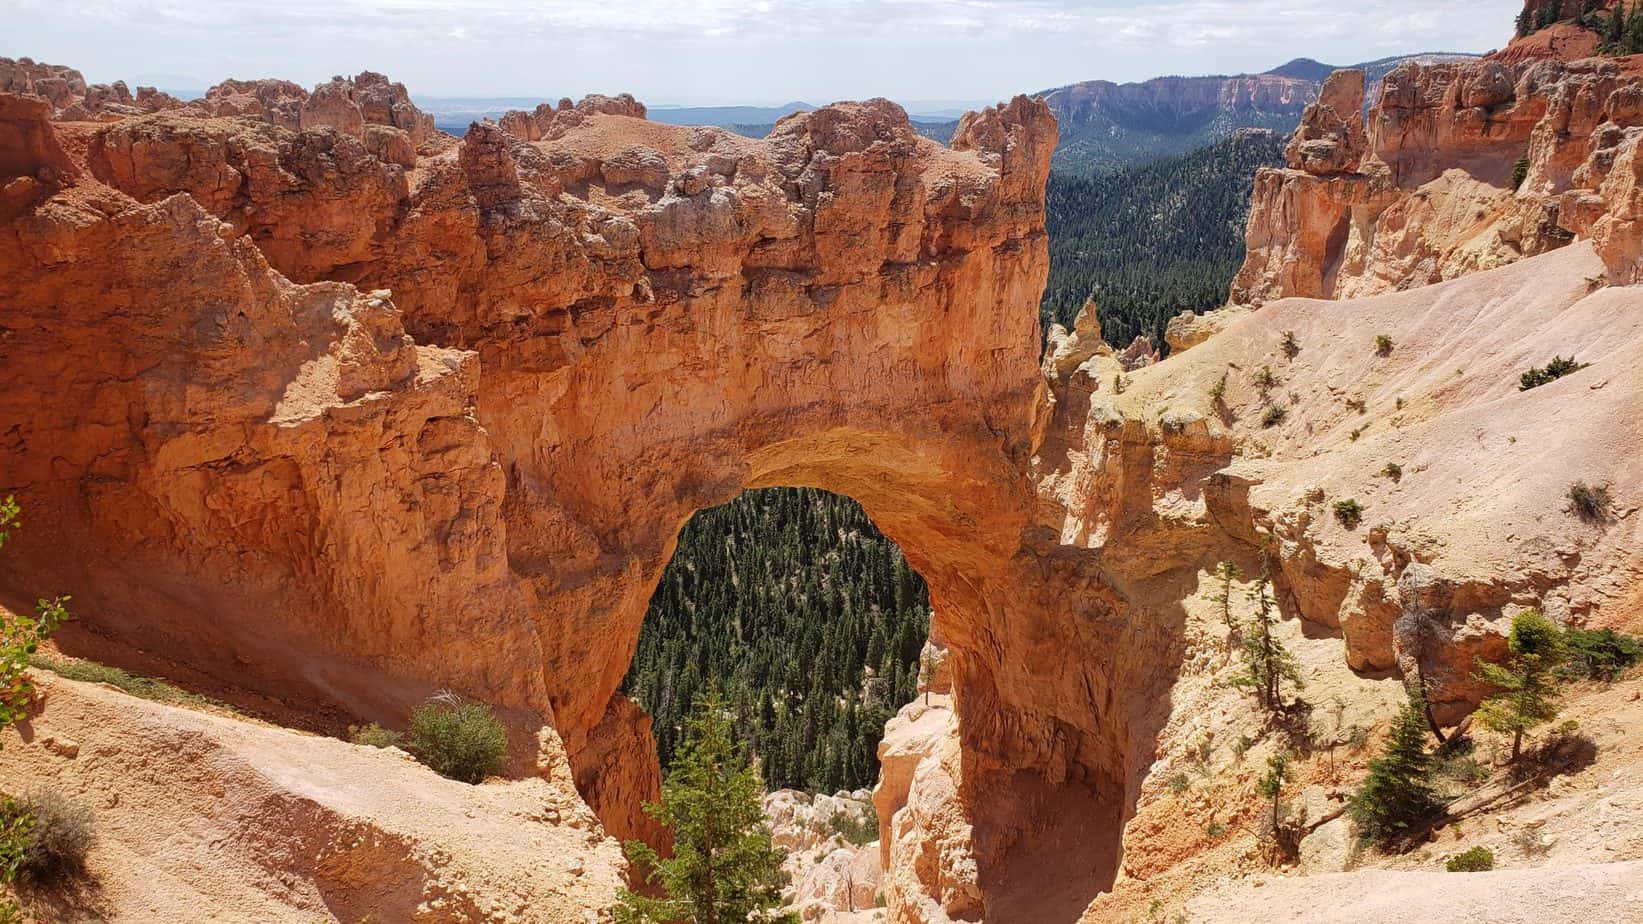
[623,485,932,797]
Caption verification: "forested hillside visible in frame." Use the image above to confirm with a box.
[624,488,929,793]
[1040,129,1286,349]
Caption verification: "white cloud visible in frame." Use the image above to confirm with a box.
[3,0,1522,101]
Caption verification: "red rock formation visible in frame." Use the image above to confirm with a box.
[496,93,648,142]
[0,56,181,122]
[1233,58,1643,304]
[2,72,1170,917]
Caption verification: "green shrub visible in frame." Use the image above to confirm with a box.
[1209,372,1228,402]
[1511,156,1530,191]
[828,806,878,846]
[1382,463,1403,483]
[407,696,508,784]
[1252,365,1279,395]
[1567,481,1611,522]
[1281,331,1301,359]
[1374,334,1394,357]
[349,723,403,749]
[1167,771,1190,794]
[1333,499,1364,529]
[1520,356,1589,391]
[1205,820,1227,839]
[1261,404,1287,428]
[1445,845,1494,872]
[1561,627,1643,681]
[1,791,94,883]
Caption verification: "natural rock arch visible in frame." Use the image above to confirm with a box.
[0,85,1164,917]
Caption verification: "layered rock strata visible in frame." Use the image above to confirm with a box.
[0,62,1163,918]
[1232,57,1643,303]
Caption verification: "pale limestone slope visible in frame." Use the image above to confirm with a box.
[0,673,623,923]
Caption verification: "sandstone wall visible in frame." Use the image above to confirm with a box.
[0,68,1172,918]
[1232,58,1643,304]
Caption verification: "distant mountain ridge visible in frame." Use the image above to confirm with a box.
[1040,52,1480,172]
[415,52,1480,168]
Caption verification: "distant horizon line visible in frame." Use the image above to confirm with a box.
[97,48,1483,113]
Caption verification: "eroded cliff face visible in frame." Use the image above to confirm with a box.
[6,45,1643,922]
[0,62,1177,920]
[1232,57,1643,304]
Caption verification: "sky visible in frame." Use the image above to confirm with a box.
[6,0,1524,105]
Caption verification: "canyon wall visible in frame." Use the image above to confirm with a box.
[1232,57,1643,305]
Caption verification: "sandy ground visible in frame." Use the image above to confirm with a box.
[0,671,625,923]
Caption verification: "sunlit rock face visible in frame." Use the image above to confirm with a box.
[1,64,1166,917]
[1233,58,1643,305]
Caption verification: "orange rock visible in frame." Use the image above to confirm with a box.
[1234,58,1643,304]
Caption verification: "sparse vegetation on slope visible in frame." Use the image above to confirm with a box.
[1445,844,1495,872]
[1566,480,1612,522]
[30,652,234,713]
[1520,355,1590,390]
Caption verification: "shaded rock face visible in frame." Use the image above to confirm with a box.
[0,73,1166,918]
[1233,58,1643,304]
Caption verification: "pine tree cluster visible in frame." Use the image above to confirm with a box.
[1040,130,1286,350]
[623,488,930,794]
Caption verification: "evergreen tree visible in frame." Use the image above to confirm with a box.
[1211,560,1242,654]
[1231,571,1303,713]
[615,693,797,924]
[1473,609,1568,762]
[1257,751,1292,864]
[1626,4,1643,53]
[1349,690,1442,846]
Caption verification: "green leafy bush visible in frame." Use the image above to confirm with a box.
[1261,404,1287,428]
[1445,845,1494,872]
[1561,627,1643,681]
[1511,156,1530,191]
[1,791,94,883]
[1374,334,1394,357]
[1333,499,1364,529]
[1382,463,1403,483]
[349,723,403,749]
[407,696,508,784]
[1281,331,1301,359]
[1520,356,1589,391]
